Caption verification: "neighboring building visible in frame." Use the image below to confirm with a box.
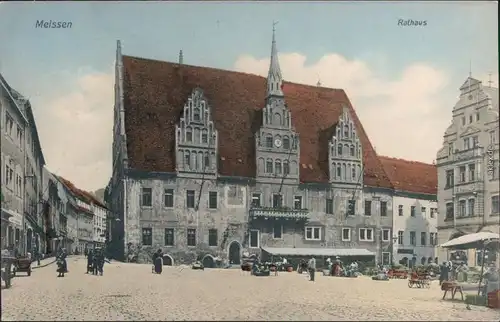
[106,33,395,266]
[92,199,108,247]
[0,73,28,251]
[42,168,69,253]
[22,100,46,255]
[436,76,499,267]
[379,157,438,268]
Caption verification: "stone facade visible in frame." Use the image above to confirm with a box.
[108,35,394,265]
[436,77,499,266]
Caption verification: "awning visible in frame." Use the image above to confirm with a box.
[261,247,375,257]
[439,232,499,250]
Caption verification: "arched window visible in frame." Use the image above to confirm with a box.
[283,136,290,150]
[201,129,208,144]
[275,160,282,175]
[344,124,349,138]
[186,127,193,142]
[342,164,346,180]
[266,159,273,173]
[351,167,356,180]
[283,160,290,175]
[266,134,273,148]
[192,152,198,170]
[332,162,336,179]
[337,144,342,155]
[350,145,355,157]
[337,164,341,178]
[193,107,200,121]
[204,152,210,169]
[184,151,191,169]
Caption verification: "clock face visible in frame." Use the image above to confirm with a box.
[274,138,282,148]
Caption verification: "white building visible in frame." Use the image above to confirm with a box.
[380,157,438,267]
[436,76,499,267]
[92,201,107,246]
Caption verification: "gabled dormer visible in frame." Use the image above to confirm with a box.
[175,88,218,178]
[328,106,363,185]
[255,27,300,183]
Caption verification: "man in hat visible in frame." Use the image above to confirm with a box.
[308,257,316,281]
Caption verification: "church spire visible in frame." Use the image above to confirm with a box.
[267,21,283,97]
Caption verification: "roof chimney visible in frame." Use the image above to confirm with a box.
[179,50,183,65]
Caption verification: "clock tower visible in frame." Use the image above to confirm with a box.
[255,25,300,184]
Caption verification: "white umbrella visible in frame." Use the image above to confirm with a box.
[439,232,499,250]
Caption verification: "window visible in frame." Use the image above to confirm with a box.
[445,202,454,220]
[142,228,152,246]
[266,160,273,173]
[461,116,465,126]
[325,198,333,214]
[201,130,208,144]
[16,128,23,147]
[420,232,426,246]
[421,207,426,216]
[410,231,416,246]
[204,153,210,169]
[448,143,454,155]
[141,188,152,207]
[468,164,475,181]
[459,200,466,217]
[429,232,437,246]
[382,229,390,242]
[164,189,174,208]
[251,193,261,208]
[490,131,497,145]
[249,229,260,248]
[459,166,466,182]
[410,206,416,217]
[186,190,195,209]
[336,165,341,178]
[184,151,191,168]
[272,194,282,208]
[347,200,355,216]
[342,228,351,241]
[187,228,196,246]
[351,167,356,180]
[273,222,283,239]
[208,229,218,246]
[5,113,13,136]
[364,200,372,216]
[464,138,470,150]
[476,112,480,121]
[337,145,342,155]
[283,137,290,150]
[305,227,321,241]
[492,195,499,214]
[398,231,404,245]
[265,135,273,148]
[468,199,475,216]
[208,191,218,209]
[380,201,387,217]
[398,205,403,216]
[275,161,282,175]
[359,228,374,241]
[469,114,473,123]
[445,170,454,188]
[283,161,290,175]
[430,208,437,218]
[193,107,200,121]
[294,196,303,210]
[344,124,349,138]
[382,252,391,266]
[350,146,355,157]
[186,129,193,142]
[5,165,13,188]
[164,228,174,246]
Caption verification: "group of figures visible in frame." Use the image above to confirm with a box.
[56,248,68,277]
[86,248,108,276]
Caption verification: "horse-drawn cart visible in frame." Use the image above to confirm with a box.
[13,256,32,276]
[1,255,15,289]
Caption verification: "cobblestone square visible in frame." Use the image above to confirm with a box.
[1,257,498,321]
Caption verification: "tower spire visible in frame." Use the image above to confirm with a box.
[267,21,283,97]
[179,50,183,64]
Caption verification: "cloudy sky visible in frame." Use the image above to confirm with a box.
[0,2,498,191]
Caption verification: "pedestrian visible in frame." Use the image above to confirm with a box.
[153,249,163,274]
[56,248,68,277]
[87,249,94,274]
[308,257,316,281]
[439,261,449,285]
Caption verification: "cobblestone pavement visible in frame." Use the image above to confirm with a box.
[2,258,499,321]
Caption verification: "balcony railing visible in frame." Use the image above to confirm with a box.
[453,147,483,162]
[249,207,309,220]
[453,180,484,195]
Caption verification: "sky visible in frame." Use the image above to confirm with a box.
[0,1,498,191]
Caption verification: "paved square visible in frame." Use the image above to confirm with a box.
[1,257,498,321]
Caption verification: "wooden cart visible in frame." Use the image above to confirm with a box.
[408,271,431,288]
[1,255,15,288]
[13,256,32,276]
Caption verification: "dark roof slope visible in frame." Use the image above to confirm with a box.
[378,156,437,195]
[121,55,392,188]
[58,176,107,209]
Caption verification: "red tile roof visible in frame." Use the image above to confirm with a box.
[122,55,392,188]
[378,156,437,195]
[58,176,107,209]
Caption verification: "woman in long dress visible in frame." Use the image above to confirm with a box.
[153,249,163,274]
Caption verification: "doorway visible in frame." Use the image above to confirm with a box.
[26,229,33,253]
[202,255,215,268]
[228,241,241,265]
[162,254,173,266]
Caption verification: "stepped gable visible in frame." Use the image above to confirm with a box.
[378,156,437,195]
[121,55,392,188]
